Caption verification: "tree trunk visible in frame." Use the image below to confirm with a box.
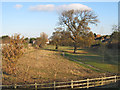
[55,45,58,49]
[74,45,77,53]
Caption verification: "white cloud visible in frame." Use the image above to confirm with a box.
[57,4,92,11]
[29,3,92,12]
[14,4,23,9]
[29,4,55,11]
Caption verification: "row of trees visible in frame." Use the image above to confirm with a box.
[5,32,48,48]
[50,10,98,53]
[107,25,120,49]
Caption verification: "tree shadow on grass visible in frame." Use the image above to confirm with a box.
[66,52,118,65]
[44,48,62,52]
[44,48,88,55]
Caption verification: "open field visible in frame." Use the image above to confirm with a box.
[2,44,119,85]
[2,47,104,85]
[2,2,119,89]
[44,45,119,74]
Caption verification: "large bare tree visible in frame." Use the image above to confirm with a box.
[58,10,98,53]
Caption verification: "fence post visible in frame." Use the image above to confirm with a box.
[71,80,73,88]
[104,74,106,84]
[101,77,104,85]
[54,81,56,90]
[103,76,106,84]
[14,84,17,89]
[35,83,37,90]
[62,52,65,57]
[87,78,89,88]
[94,79,95,87]
[115,75,116,82]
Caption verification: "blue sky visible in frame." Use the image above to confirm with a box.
[2,2,118,38]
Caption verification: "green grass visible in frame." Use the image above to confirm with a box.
[86,62,118,73]
[44,45,119,74]
[68,59,104,73]
[44,45,73,51]
[65,52,118,73]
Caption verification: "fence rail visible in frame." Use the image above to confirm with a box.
[1,75,120,89]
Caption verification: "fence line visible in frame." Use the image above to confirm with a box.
[1,75,120,89]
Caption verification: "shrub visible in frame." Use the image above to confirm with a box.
[2,34,25,74]
[24,42,28,48]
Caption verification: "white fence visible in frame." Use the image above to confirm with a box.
[1,75,120,89]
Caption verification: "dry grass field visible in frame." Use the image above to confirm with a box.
[2,47,105,85]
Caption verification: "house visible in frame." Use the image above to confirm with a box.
[96,34,101,38]
[46,40,49,44]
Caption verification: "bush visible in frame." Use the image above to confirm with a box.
[24,42,28,48]
[2,34,25,74]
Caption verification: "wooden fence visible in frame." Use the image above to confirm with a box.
[1,75,120,89]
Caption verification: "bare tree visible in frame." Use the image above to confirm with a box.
[58,10,98,53]
[84,31,95,48]
[60,30,73,46]
[112,25,120,32]
[35,32,48,48]
[50,27,73,49]
[109,25,120,47]
[50,30,62,49]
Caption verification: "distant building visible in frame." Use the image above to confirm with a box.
[46,41,49,44]
[32,40,36,44]
[96,34,101,38]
